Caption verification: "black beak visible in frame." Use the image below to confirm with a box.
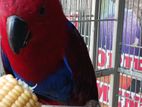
[7,15,30,54]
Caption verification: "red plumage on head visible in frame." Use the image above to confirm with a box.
[0,0,69,82]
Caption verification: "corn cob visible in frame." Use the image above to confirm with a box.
[0,74,41,107]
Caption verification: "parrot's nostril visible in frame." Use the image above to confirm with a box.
[39,6,45,15]
[7,15,29,54]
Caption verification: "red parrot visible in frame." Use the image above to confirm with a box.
[0,0,99,106]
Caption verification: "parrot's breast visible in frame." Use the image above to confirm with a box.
[2,50,73,103]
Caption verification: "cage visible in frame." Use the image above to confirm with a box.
[60,0,142,107]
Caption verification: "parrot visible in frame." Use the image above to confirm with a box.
[0,0,99,106]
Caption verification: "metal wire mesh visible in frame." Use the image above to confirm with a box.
[118,0,142,107]
[60,0,142,107]
[60,0,93,48]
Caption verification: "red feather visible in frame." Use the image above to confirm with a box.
[0,0,69,82]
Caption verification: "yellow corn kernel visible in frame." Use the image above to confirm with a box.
[0,81,4,87]
[24,90,32,98]
[11,88,21,97]
[25,102,33,107]
[11,103,19,107]
[4,95,15,104]
[0,94,4,101]
[14,100,24,107]
[29,99,35,106]
[0,75,40,107]
[6,74,14,78]
[2,98,11,107]
[2,85,11,92]
[0,89,8,96]
[14,85,24,94]
[32,94,38,101]
[6,77,18,85]
[17,96,27,105]
[21,93,29,102]
[5,82,14,89]
[0,102,9,107]
[8,91,18,100]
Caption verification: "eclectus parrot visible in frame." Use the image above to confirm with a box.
[0,0,99,106]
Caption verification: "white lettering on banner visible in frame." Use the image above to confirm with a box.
[97,48,142,106]
[97,48,142,70]
[97,81,142,107]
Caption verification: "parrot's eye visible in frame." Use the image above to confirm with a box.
[39,6,45,15]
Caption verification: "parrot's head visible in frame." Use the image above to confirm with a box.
[0,0,69,82]
[0,0,67,54]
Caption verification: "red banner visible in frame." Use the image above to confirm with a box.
[97,48,142,106]
[98,81,142,107]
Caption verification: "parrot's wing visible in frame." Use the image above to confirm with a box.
[66,22,99,105]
